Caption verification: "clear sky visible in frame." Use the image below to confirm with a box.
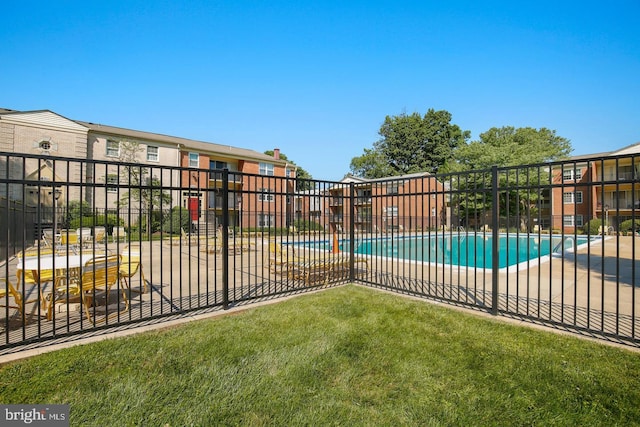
[2,1,639,181]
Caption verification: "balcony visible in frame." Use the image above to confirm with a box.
[209,172,244,188]
[355,215,371,223]
[596,201,639,213]
[354,197,372,206]
[329,214,343,223]
[597,171,638,181]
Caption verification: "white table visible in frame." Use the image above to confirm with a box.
[16,253,101,320]
[16,254,86,272]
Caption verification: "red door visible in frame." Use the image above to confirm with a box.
[188,198,199,221]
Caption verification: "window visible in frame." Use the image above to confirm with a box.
[258,188,274,202]
[259,162,274,176]
[386,206,398,217]
[147,146,159,162]
[258,214,275,228]
[106,140,120,157]
[189,152,199,168]
[563,215,584,227]
[563,191,583,204]
[562,168,582,181]
[210,160,228,170]
[106,174,119,193]
[39,140,51,151]
[387,184,399,195]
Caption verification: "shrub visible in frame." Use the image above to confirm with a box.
[619,219,638,233]
[292,219,324,232]
[163,207,191,235]
[583,218,603,235]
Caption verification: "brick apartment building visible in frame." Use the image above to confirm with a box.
[0,108,294,230]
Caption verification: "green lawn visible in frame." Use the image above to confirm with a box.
[1,285,639,426]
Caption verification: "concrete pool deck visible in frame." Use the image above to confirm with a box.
[1,234,638,363]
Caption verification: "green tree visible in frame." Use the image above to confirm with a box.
[351,109,470,178]
[264,150,314,191]
[447,127,572,230]
[117,141,172,234]
[349,148,395,179]
[446,127,572,171]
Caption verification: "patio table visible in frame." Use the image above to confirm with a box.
[16,253,97,319]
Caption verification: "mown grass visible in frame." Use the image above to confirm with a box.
[1,285,639,426]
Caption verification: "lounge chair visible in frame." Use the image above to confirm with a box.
[287,254,368,286]
[200,230,255,254]
[267,242,301,273]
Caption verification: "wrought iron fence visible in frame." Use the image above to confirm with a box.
[1,151,639,353]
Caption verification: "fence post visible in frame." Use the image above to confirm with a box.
[349,182,355,281]
[491,165,499,315]
[222,168,229,309]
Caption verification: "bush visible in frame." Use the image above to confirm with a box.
[619,219,638,233]
[583,218,603,235]
[162,207,191,235]
[292,219,324,232]
[69,216,97,230]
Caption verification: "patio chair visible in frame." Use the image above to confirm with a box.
[77,228,93,248]
[59,231,79,252]
[119,244,149,294]
[112,226,127,242]
[0,278,24,315]
[50,255,128,324]
[93,227,107,244]
[41,229,56,247]
[176,228,200,245]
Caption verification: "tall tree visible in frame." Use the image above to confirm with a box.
[446,126,572,171]
[349,148,395,179]
[350,109,470,178]
[446,126,572,230]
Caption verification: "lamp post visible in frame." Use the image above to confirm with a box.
[53,188,62,249]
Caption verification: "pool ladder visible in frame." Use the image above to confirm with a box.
[552,236,576,253]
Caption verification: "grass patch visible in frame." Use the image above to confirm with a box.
[1,285,639,426]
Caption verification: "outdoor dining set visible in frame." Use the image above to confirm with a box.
[1,228,148,325]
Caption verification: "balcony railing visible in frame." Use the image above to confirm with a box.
[597,171,639,181]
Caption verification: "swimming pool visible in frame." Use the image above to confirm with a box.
[299,234,593,269]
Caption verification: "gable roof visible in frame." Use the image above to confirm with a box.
[612,141,640,156]
[0,107,284,165]
[76,120,284,164]
[569,141,640,160]
[0,109,88,133]
[340,171,433,184]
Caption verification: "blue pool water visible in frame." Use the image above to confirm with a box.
[299,234,593,269]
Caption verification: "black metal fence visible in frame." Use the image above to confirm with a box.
[1,151,639,353]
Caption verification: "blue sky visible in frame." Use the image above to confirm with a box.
[2,1,639,181]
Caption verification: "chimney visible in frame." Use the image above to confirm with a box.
[273,148,280,160]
